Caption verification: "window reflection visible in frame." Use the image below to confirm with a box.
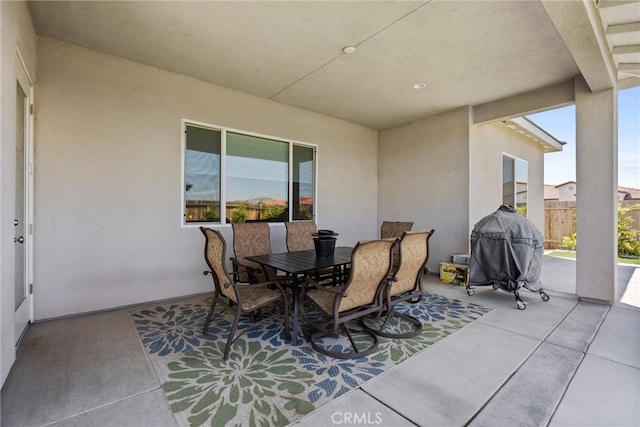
[183,123,316,224]
[515,158,528,216]
[292,145,314,220]
[226,132,288,223]
[185,125,221,222]
[502,154,528,216]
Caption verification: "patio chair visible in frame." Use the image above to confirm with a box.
[285,221,343,284]
[200,227,291,360]
[380,220,414,239]
[367,229,434,338]
[300,238,395,359]
[380,220,414,272]
[231,222,280,283]
[284,221,317,252]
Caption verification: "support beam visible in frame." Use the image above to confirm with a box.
[473,79,575,124]
[597,0,640,8]
[618,76,640,89]
[619,63,640,74]
[574,77,618,303]
[606,22,640,35]
[612,44,640,55]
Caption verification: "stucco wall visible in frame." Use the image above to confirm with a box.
[378,107,471,273]
[34,37,378,320]
[378,110,545,275]
[469,122,545,235]
[1,0,37,384]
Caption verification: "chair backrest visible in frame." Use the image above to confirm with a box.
[285,221,317,252]
[232,222,274,281]
[391,229,434,296]
[339,239,395,312]
[380,221,414,239]
[200,227,237,302]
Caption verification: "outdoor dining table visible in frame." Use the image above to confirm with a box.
[246,246,353,344]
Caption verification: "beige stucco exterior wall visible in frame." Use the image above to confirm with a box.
[378,107,471,273]
[378,109,546,275]
[469,122,545,235]
[33,37,378,320]
[1,0,37,384]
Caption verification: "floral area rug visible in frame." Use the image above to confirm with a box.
[131,292,492,427]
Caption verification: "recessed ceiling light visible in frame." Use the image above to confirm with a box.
[413,82,427,89]
[343,46,356,54]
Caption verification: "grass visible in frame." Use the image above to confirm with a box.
[547,250,640,266]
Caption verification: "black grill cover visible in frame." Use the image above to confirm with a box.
[469,205,544,292]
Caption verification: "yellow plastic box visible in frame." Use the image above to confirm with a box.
[440,262,469,286]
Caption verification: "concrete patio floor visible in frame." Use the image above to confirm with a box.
[2,256,638,426]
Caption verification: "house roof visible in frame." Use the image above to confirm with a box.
[619,186,640,199]
[27,0,640,130]
[544,185,560,200]
[503,117,565,152]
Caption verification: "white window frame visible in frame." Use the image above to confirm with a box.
[181,119,317,227]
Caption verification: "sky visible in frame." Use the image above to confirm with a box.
[527,86,639,189]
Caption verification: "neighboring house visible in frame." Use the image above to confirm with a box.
[1,1,636,386]
[619,186,640,200]
[544,184,560,201]
[545,181,640,202]
[556,181,578,201]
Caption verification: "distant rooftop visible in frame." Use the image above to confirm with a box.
[545,183,640,201]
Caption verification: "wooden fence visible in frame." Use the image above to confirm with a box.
[544,200,640,249]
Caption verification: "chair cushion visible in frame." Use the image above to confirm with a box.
[307,285,347,315]
[285,222,317,252]
[380,221,413,239]
[238,285,283,312]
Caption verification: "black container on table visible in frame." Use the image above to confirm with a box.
[312,230,339,258]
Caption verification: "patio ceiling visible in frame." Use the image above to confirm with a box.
[27,0,640,130]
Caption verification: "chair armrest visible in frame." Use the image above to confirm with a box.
[229,279,290,298]
[301,277,345,297]
[233,279,285,288]
[230,257,262,283]
[230,257,257,271]
[302,275,321,288]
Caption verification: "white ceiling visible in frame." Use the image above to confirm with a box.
[27,0,640,130]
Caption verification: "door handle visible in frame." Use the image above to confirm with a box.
[14,236,24,244]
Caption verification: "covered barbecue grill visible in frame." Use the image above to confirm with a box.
[467,205,549,309]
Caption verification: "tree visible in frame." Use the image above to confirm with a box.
[231,203,247,223]
[618,204,640,257]
[202,205,219,222]
[261,204,287,221]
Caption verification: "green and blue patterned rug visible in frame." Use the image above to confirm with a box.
[131,292,491,427]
